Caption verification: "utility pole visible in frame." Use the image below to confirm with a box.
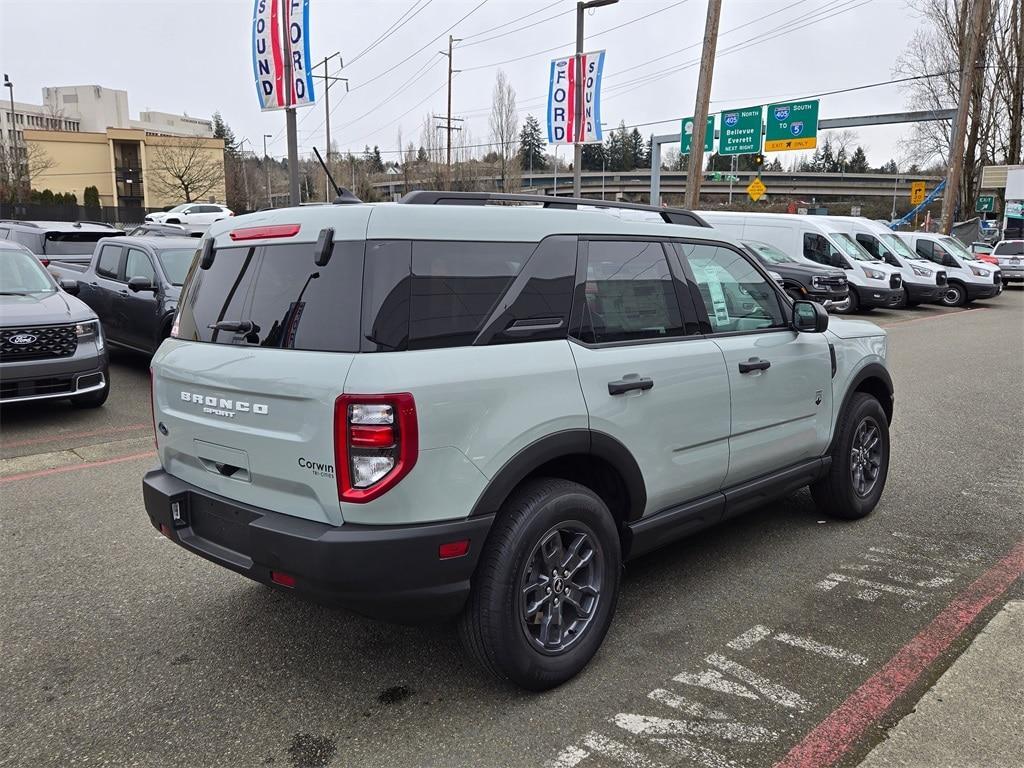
[940,0,990,234]
[312,52,347,200]
[238,138,253,212]
[683,0,721,209]
[4,74,20,202]
[573,0,618,197]
[283,5,300,205]
[440,35,463,188]
[263,133,273,207]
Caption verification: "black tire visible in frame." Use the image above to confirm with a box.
[940,282,967,307]
[459,478,621,691]
[811,392,890,519]
[71,368,110,409]
[838,287,859,314]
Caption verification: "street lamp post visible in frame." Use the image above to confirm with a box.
[263,134,273,207]
[891,170,900,221]
[238,138,253,212]
[572,0,618,198]
[4,74,21,201]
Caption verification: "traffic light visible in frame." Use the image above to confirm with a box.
[753,153,765,169]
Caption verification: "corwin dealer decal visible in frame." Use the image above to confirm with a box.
[180,392,269,419]
[298,457,334,479]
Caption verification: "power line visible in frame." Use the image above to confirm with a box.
[459,0,571,46]
[345,0,435,68]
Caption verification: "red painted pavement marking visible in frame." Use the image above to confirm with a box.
[1,422,150,449]
[0,450,156,484]
[774,538,1024,768]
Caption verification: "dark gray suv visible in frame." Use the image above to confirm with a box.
[0,242,109,407]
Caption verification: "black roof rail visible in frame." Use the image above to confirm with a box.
[398,190,711,228]
[75,220,120,228]
[0,219,40,228]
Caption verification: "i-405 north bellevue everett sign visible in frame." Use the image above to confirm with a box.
[719,106,763,155]
[765,99,819,152]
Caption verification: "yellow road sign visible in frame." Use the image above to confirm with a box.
[747,177,766,202]
[910,181,926,205]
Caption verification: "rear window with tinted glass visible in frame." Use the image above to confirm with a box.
[994,241,1023,255]
[174,242,364,352]
[43,231,118,255]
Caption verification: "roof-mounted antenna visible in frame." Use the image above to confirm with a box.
[313,146,362,205]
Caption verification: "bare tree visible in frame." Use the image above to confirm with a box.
[893,0,1020,210]
[488,70,520,192]
[148,136,225,203]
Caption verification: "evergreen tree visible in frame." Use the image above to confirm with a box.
[364,145,385,173]
[605,125,626,171]
[817,138,836,173]
[628,128,647,169]
[581,142,605,171]
[848,146,870,173]
[212,112,240,156]
[84,185,101,210]
[877,159,898,174]
[518,115,547,172]
[417,146,429,164]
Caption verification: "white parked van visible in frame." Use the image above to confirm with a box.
[823,217,947,306]
[697,211,904,313]
[895,232,1002,306]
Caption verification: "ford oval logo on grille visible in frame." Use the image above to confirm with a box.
[9,334,37,345]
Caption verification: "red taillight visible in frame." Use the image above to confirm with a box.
[228,223,300,241]
[439,540,470,559]
[39,258,50,267]
[334,393,418,503]
[270,571,296,588]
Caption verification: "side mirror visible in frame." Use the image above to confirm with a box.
[128,276,155,292]
[793,300,828,333]
[59,278,80,296]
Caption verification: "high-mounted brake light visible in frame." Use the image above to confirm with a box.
[228,224,301,241]
[334,393,418,503]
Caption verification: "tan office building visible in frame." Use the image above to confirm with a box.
[25,128,226,209]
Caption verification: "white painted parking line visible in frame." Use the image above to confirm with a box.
[726,625,772,651]
[647,688,729,719]
[772,633,868,666]
[816,572,924,601]
[705,653,812,712]
[612,713,776,743]
[840,562,954,589]
[672,668,760,701]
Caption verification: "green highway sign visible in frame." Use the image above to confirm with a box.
[976,195,995,213]
[719,106,763,155]
[765,99,819,152]
[681,115,715,155]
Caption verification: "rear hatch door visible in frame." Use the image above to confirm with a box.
[152,218,368,525]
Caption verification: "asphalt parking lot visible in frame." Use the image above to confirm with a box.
[2,293,1022,768]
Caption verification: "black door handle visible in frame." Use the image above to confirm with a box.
[608,375,654,395]
[738,357,771,373]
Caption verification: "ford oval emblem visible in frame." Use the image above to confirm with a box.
[9,334,37,345]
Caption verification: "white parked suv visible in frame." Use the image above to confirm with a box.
[896,232,1002,306]
[991,240,1024,285]
[146,203,233,228]
[824,217,947,306]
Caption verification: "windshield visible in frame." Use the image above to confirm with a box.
[880,233,920,261]
[994,241,1024,255]
[743,240,796,264]
[157,248,197,285]
[0,248,57,294]
[939,236,975,261]
[830,233,876,262]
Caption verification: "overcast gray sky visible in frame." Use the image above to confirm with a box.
[1,0,929,167]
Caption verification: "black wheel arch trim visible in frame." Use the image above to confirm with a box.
[828,362,894,453]
[468,429,647,522]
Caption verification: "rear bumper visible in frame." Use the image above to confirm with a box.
[855,285,904,308]
[142,468,493,623]
[905,282,945,303]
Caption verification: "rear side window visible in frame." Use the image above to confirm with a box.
[408,241,531,349]
[573,240,684,344]
[96,246,122,279]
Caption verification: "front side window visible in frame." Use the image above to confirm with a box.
[96,245,122,279]
[681,242,784,334]
[831,233,876,262]
[125,248,156,283]
[573,240,684,344]
[915,239,935,260]
[803,233,842,267]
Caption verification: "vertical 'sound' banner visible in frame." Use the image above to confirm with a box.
[253,0,285,110]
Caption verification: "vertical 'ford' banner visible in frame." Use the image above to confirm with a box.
[252,0,315,111]
[547,51,605,145]
[284,0,316,108]
[252,0,284,110]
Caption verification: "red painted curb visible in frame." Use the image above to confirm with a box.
[1,422,150,450]
[774,538,1024,768]
[0,450,156,484]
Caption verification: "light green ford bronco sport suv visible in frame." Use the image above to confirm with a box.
[144,192,892,690]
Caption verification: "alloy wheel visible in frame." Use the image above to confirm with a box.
[850,416,883,497]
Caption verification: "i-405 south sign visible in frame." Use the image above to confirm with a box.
[765,99,820,152]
